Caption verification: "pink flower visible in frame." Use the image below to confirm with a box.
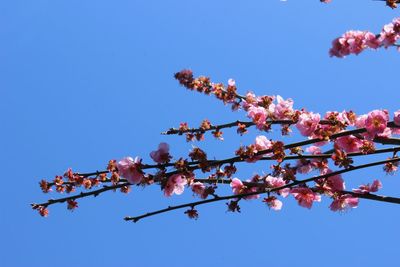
[296,111,321,136]
[230,178,244,195]
[290,187,321,209]
[353,179,382,194]
[335,135,363,153]
[117,157,143,184]
[191,182,206,199]
[230,178,259,200]
[242,92,257,111]
[255,135,272,150]
[306,146,322,155]
[329,30,380,58]
[263,196,283,211]
[327,174,345,192]
[228,79,235,86]
[296,160,314,174]
[355,114,367,128]
[377,127,392,138]
[336,110,352,125]
[330,194,359,212]
[379,19,400,48]
[247,105,267,129]
[392,127,400,135]
[318,170,345,193]
[150,142,171,164]
[164,174,187,197]
[365,110,389,137]
[245,135,272,163]
[273,95,294,119]
[265,175,289,197]
[394,110,400,126]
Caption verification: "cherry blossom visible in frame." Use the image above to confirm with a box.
[394,110,400,126]
[290,188,321,209]
[330,194,359,212]
[117,157,143,184]
[273,95,294,119]
[150,143,171,164]
[247,105,268,129]
[296,111,321,136]
[33,69,400,222]
[263,196,283,211]
[191,182,206,199]
[335,135,363,153]
[164,174,187,197]
[365,110,389,137]
[353,180,382,194]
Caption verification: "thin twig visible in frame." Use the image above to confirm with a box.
[124,157,400,222]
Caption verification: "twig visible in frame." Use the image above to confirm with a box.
[124,157,400,222]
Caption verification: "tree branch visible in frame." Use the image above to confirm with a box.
[124,157,400,222]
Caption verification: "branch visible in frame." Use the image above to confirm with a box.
[124,157,400,222]
[162,119,337,135]
[31,183,129,209]
[52,145,400,188]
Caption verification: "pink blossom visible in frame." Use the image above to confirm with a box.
[394,110,400,126]
[296,160,314,174]
[265,175,289,197]
[319,170,345,193]
[306,146,322,155]
[254,135,272,151]
[150,142,171,164]
[364,32,381,49]
[247,105,267,129]
[242,92,257,111]
[337,110,352,125]
[327,175,345,192]
[377,127,392,138]
[228,79,235,86]
[355,114,367,128]
[353,179,382,194]
[365,110,389,136]
[335,135,363,153]
[243,186,260,200]
[164,174,187,197]
[329,30,380,58]
[117,157,143,184]
[273,95,294,119]
[230,178,245,195]
[191,182,206,199]
[330,194,359,211]
[379,19,400,48]
[263,196,283,211]
[245,135,273,163]
[392,127,400,135]
[230,178,259,200]
[296,111,321,136]
[290,188,321,209]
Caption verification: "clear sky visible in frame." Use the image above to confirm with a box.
[2,1,400,266]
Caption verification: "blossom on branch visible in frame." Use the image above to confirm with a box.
[290,187,321,209]
[330,194,359,212]
[330,18,400,58]
[33,69,400,222]
[150,142,172,164]
[117,157,143,184]
[164,174,187,197]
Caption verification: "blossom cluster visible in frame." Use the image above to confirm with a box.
[330,18,400,58]
[33,70,400,221]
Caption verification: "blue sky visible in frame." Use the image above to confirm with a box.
[2,1,400,266]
